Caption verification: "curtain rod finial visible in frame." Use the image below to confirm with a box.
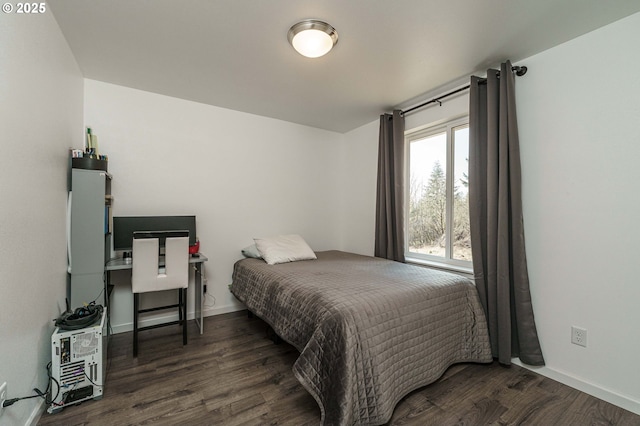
[515,66,528,76]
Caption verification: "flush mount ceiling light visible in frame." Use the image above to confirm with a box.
[288,19,338,58]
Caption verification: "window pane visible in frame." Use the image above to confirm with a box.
[452,126,472,262]
[408,132,447,258]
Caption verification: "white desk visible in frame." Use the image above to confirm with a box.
[105,253,208,334]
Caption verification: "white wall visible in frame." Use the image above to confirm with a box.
[84,80,345,331]
[514,12,640,413]
[338,120,378,255]
[0,9,84,426]
[341,12,640,415]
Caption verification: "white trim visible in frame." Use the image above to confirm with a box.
[110,304,242,334]
[405,255,473,278]
[27,399,45,426]
[511,359,640,415]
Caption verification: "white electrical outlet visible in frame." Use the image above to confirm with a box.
[571,326,587,347]
[0,382,7,414]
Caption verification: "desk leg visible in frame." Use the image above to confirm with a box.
[194,262,204,334]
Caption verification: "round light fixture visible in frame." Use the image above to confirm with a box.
[288,20,338,58]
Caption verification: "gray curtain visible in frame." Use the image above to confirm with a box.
[375,110,405,262]
[468,61,544,366]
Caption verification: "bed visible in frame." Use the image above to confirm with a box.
[230,250,492,425]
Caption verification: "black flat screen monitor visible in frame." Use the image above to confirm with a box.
[113,215,196,251]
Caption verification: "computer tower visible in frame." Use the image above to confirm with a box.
[48,307,107,413]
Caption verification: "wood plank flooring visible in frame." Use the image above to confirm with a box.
[37,311,640,425]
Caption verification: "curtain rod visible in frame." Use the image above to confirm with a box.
[400,65,527,116]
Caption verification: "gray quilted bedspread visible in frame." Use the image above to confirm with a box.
[230,250,492,425]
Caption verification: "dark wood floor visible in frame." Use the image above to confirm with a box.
[38,311,640,426]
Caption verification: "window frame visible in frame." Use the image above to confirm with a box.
[404,115,472,273]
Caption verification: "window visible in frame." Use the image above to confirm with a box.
[405,116,471,270]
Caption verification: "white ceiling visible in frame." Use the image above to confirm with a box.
[48,0,640,133]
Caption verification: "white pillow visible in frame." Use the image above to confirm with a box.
[241,244,262,259]
[254,234,317,265]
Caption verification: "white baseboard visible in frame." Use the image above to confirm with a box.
[110,304,243,334]
[511,359,640,415]
[202,303,243,318]
[27,399,45,426]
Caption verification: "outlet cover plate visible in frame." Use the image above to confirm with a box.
[571,326,587,347]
